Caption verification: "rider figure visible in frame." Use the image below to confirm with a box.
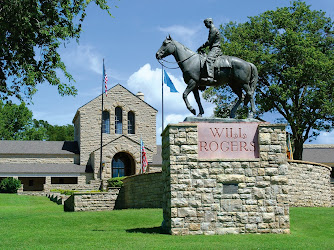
[197,18,221,84]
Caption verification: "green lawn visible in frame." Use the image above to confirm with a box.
[0,194,333,249]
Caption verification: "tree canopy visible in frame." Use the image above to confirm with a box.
[0,0,115,101]
[203,0,334,159]
[0,100,74,141]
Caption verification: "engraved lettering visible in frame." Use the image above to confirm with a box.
[209,141,218,152]
[220,141,229,152]
[250,141,255,152]
[199,141,208,151]
[210,128,224,138]
[231,141,238,151]
[240,141,248,151]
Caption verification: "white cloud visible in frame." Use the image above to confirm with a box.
[158,24,203,50]
[62,45,102,75]
[312,131,334,144]
[127,63,215,144]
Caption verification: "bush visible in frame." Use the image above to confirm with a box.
[107,177,125,188]
[0,177,21,193]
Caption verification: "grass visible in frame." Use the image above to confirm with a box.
[0,194,333,249]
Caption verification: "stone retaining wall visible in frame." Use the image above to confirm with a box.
[288,160,332,207]
[162,122,290,235]
[116,172,163,209]
[64,189,120,212]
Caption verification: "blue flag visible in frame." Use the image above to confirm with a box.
[163,70,178,93]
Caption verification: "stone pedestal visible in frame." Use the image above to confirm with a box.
[161,118,290,235]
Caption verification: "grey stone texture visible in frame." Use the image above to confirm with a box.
[116,172,163,209]
[73,84,157,179]
[288,160,332,207]
[162,122,290,235]
[64,189,120,212]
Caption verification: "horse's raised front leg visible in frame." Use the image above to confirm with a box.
[183,80,197,115]
[192,84,204,117]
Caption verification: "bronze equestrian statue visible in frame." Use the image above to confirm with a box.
[156,18,258,118]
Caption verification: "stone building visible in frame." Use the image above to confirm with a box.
[0,84,158,191]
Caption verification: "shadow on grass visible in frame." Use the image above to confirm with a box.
[126,226,168,234]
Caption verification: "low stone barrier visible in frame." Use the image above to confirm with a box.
[116,172,163,209]
[64,188,120,212]
[288,160,332,207]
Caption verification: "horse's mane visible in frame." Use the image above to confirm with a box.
[174,40,196,55]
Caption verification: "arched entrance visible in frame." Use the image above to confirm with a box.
[111,152,135,178]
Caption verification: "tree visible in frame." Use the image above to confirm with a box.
[203,1,334,159]
[0,100,74,140]
[0,0,115,101]
[0,100,35,139]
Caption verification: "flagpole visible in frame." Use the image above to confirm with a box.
[140,136,143,174]
[100,59,104,184]
[162,65,164,131]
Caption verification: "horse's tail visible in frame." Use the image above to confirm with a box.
[244,63,258,105]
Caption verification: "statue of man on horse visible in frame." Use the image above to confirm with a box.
[156,18,258,118]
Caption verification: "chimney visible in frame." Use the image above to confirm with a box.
[136,92,144,101]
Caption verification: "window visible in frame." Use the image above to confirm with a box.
[112,152,134,177]
[128,111,135,134]
[115,107,123,134]
[102,111,110,134]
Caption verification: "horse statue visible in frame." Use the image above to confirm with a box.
[155,35,258,118]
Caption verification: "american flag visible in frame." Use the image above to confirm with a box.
[103,61,108,97]
[141,139,148,173]
[104,72,108,96]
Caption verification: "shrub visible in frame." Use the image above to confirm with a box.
[107,177,125,187]
[0,177,22,193]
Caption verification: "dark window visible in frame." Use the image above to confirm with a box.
[115,107,123,134]
[29,180,34,186]
[102,111,110,134]
[112,152,134,177]
[128,111,135,134]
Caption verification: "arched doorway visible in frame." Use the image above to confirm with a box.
[111,152,135,178]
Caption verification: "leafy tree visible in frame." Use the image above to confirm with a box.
[0,100,37,140]
[0,101,73,140]
[0,0,115,101]
[45,123,74,141]
[203,1,334,159]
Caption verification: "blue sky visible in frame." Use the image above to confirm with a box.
[28,0,334,144]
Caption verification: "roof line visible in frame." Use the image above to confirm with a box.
[73,83,157,123]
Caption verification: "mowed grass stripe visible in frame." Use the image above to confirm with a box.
[0,194,333,249]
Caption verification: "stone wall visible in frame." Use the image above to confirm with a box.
[288,160,332,207]
[64,189,120,212]
[162,122,290,235]
[116,172,163,209]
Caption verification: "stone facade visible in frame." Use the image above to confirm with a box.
[64,189,120,212]
[73,84,157,179]
[288,160,332,207]
[162,122,290,235]
[116,172,163,209]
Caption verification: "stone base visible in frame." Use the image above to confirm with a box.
[161,121,290,235]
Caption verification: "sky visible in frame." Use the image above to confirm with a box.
[28,0,334,145]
